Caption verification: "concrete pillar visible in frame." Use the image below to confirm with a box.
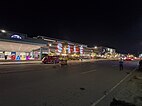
[31,50,34,58]
[39,47,43,60]
[48,47,50,54]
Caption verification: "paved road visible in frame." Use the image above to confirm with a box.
[0,60,138,106]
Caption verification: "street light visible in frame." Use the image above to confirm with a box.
[94,46,98,49]
[1,29,6,33]
[49,43,52,46]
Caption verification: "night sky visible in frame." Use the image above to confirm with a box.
[0,1,142,55]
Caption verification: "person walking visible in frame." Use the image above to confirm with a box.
[4,55,7,60]
[138,59,142,71]
[119,59,124,71]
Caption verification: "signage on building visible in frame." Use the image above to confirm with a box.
[76,46,80,53]
[80,46,83,54]
[70,46,74,53]
[11,34,22,39]
[74,46,76,53]
[68,45,71,53]
[57,43,62,53]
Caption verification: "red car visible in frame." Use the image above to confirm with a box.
[42,56,59,64]
[124,57,134,61]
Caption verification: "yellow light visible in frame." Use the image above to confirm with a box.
[49,43,52,46]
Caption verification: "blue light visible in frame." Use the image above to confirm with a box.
[11,35,22,39]
[16,55,21,60]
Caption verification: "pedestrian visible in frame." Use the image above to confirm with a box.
[138,59,142,71]
[119,59,124,71]
[4,55,7,60]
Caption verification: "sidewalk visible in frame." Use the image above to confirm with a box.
[111,70,142,106]
[0,60,41,65]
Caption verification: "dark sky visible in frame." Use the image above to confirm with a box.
[0,1,142,55]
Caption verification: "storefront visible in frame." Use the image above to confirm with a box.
[35,36,91,59]
[39,40,87,60]
[0,31,47,60]
[0,31,97,61]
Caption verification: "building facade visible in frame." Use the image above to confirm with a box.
[0,30,47,60]
[0,30,117,60]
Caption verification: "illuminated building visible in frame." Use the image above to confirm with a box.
[0,30,47,60]
[0,30,117,60]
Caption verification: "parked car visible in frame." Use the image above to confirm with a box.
[42,56,59,64]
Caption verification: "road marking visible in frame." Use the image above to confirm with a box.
[112,65,118,67]
[80,70,96,74]
[90,68,137,106]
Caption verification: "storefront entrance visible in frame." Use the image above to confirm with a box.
[0,40,45,60]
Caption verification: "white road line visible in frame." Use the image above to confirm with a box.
[112,65,118,67]
[80,70,96,74]
[90,68,137,106]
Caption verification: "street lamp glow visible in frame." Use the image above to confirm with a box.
[94,46,98,49]
[1,30,6,33]
[49,43,52,46]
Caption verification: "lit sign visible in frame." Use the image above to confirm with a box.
[76,47,79,53]
[80,46,83,54]
[70,46,74,53]
[16,55,21,60]
[57,43,62,53]
[68,45,71,53]
[102,49,106,53]
[11,35,22,39]
[74,46,76,53]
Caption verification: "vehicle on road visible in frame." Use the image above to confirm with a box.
[60,56,68,65]
[60,60,68,65]
[42,56,60,64]
[124,57,134,61]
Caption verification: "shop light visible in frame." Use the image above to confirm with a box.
[49,43,52,46]
[62,54,67,56]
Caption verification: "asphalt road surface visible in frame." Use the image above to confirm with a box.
[0,60,138,106]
